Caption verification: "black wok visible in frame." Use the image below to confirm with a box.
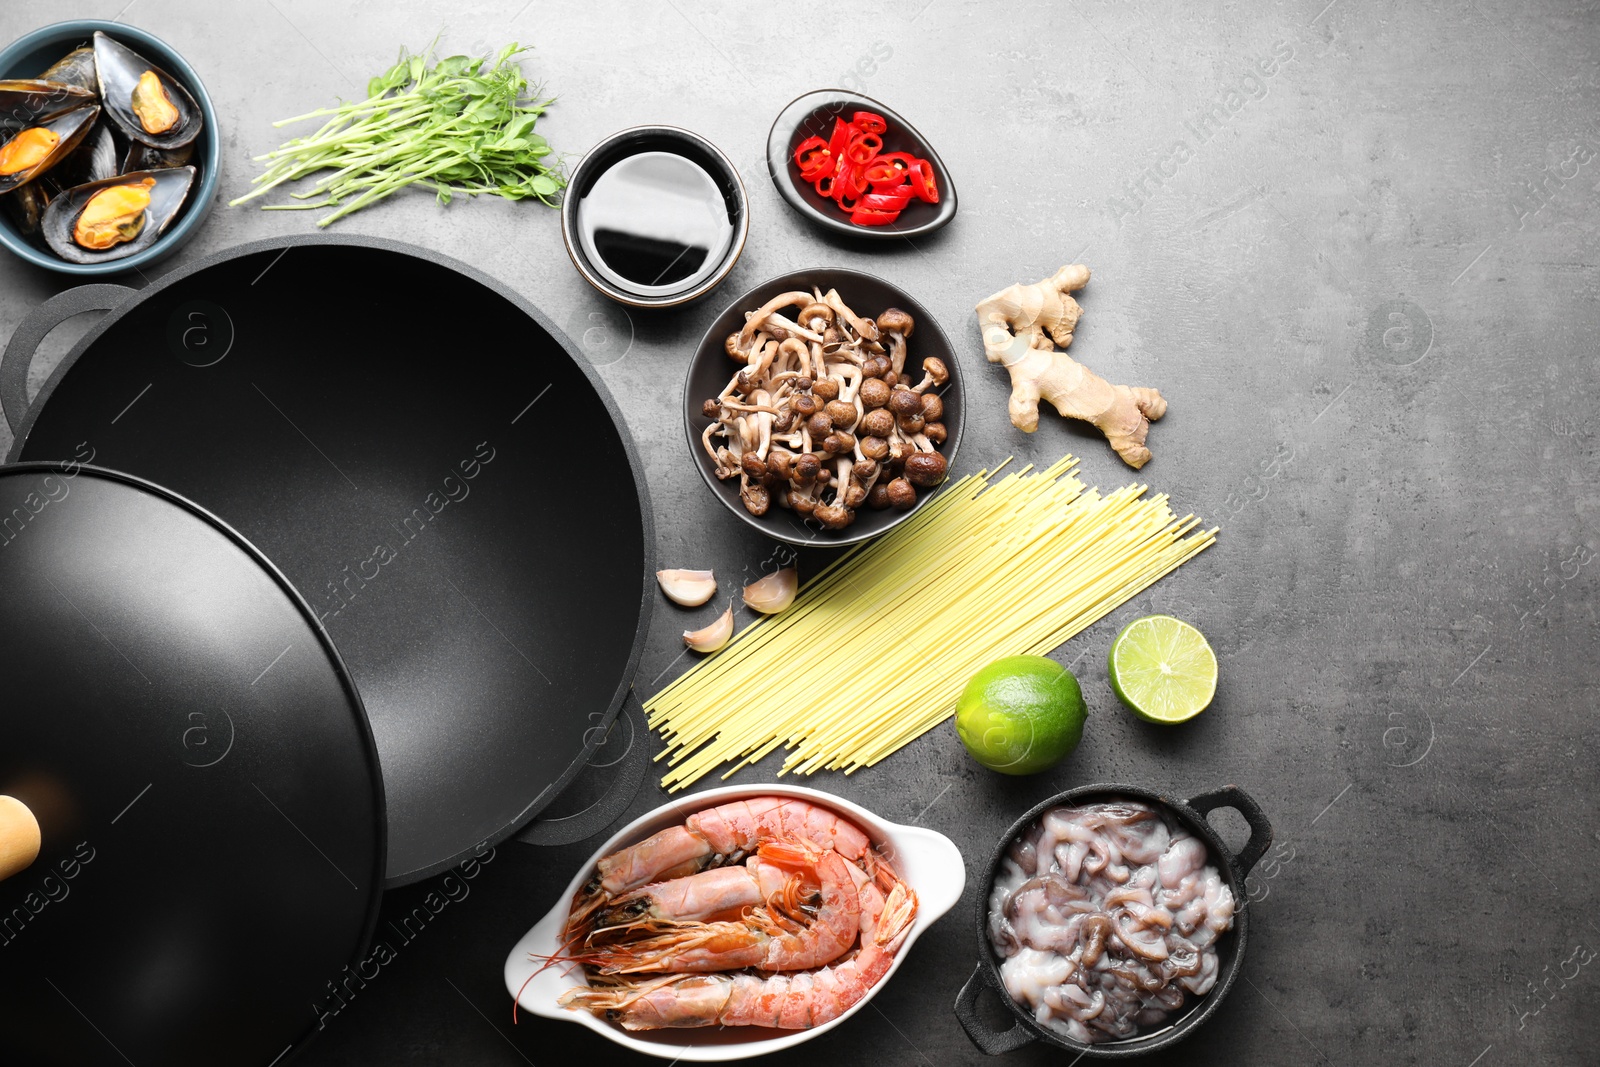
[1,235,654,886]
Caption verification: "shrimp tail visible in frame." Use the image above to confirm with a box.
[561,975,735,1030]
[875,883,918,948]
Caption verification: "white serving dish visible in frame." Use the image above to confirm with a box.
[504,783,965,1061]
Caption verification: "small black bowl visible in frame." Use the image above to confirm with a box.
[766,89,957,241]
[683,267,963,547]
[561,125,748,308]
[955,783,1273,1058]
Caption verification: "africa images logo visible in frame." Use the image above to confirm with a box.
[1107,40,1296,222]
[311,843,496,1028]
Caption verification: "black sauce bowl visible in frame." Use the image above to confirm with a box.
[766,89,957,241]
[683,267,963,547]
[955,783,1273,1058]
[561,125,748,308]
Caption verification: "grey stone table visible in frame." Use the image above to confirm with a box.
[3,1,1597,1064]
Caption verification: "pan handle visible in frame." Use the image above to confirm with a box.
[515,694,651,847]
[1,283,136,435]
[1186,784,1274,879]
[0,796,41,883]
[955,960,1036,1054]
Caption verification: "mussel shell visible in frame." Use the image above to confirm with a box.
[36,46,98,94]
[0,79,96,131]
[2,181,51,236]
[122,138,194,174]
[42,166,195,264]
[53,120,120,187]
[93,32,202,150]
[0,104,100,194]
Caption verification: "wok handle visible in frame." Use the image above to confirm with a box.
[1,283,135,435]
[1187,784,1274,879]
[515,694,651,847]
[0,796,41,883]
[955,960,1036,1055]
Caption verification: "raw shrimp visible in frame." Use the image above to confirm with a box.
[580,839,861,974]
[592,863,782,931]
[592,830,906,934]
[561,881,918,1030]
[566,797,872,940]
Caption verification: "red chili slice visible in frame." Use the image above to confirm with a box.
[814,173,835,198]
[794,135,827,166]
[859,190,913,212]
[800,158,834,182]
[832,160,865,204]
[833,159,869,199]
[850,162,870,196]
[825,118,852,163]
[850,111,887,135]
[849,206,900,226]
[830,160,853,200]
[910,158,939,203]
[844,132,882,166]
[802,158,834,182]
[863,158,906,187]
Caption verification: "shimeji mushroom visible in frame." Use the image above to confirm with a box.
[903,450,948,487]
[908,357,949,395]
[876,308,913,379]
[701,286,950,524]
[823,289,879,342]
[734,291,812,355]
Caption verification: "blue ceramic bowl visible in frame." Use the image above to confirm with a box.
[0,21,219,275]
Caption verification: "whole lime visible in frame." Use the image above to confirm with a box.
[954,655,1086,775]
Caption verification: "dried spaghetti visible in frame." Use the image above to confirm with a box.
[646,456,1217,791]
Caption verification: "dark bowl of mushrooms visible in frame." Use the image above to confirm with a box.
[684,267,963,546]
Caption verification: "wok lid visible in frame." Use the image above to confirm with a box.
[7,235,654,885]
[0,464,384,1066]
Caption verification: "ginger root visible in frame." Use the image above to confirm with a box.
[976,265,1166,469]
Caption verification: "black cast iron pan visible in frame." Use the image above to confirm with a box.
[0,235,655,887]
[955,783,1272,1058]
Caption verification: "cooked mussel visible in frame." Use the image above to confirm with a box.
[92,32,201,149]
[0,119,116,238]
[36,46,98,93]
[0,79,95,129]
[42,165,193,263]
[73,176,156,250]
[0,104,99,194]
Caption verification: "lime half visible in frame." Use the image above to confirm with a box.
[1108,615,1217,724]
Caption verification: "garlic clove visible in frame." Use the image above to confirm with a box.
[683,602,734,653]
[657,568,717,607]
[742,566,798,615]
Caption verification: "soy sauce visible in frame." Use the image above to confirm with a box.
[576,151,734,297]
